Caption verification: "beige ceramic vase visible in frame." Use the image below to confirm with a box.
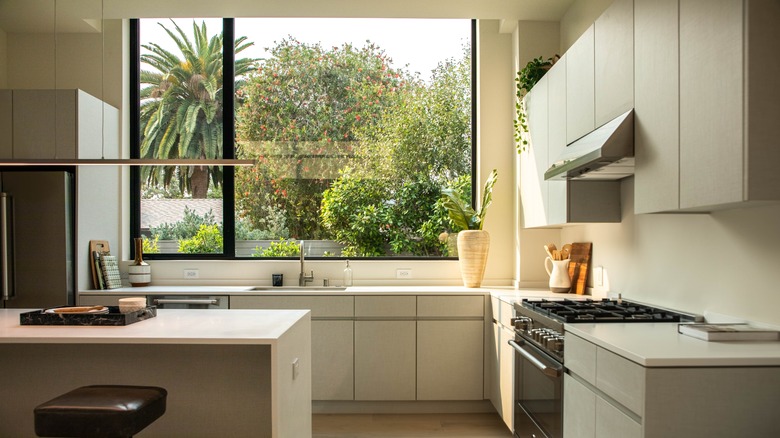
[457,230,490,288]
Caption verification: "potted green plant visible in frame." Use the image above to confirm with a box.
[441,169,498,287]
[515,55,558,153]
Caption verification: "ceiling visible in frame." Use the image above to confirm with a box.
[0,0,576,33]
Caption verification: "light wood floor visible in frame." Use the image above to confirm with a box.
[312,413,513,438]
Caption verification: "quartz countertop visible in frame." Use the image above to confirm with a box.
[565,322,780,367]
[78,285,584,299]
[0,308,309,345]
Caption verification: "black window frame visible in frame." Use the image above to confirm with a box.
[130,18,477,261]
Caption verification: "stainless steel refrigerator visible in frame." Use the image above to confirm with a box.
[1,171,75,308]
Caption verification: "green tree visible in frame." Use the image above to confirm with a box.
[235,38,406,239]
[320,47,472,256]
[139,20,256,198]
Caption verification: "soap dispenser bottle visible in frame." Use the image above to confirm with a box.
[343,260,353,287]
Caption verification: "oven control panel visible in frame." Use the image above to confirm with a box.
[513,317,565,359]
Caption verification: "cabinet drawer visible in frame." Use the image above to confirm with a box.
[417,295,483,318]
[565,333,597,385]
[498,300,514,327]
[596,347,645,416]
[355,296,416,317]
[230,295,354,318]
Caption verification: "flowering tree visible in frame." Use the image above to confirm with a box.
[235,38,406,239]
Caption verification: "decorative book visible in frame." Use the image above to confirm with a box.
[99,254,122,289]
[678,323,780,342]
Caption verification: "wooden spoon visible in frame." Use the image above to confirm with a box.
[544,244,556,259]
[560,244,572,260]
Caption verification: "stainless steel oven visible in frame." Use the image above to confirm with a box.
[148,295,228,309]
[510,337,563,438]
[510,297,697,438]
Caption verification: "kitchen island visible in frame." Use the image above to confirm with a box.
[0,308,311,438]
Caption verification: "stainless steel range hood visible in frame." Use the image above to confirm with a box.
[544,110,634,180]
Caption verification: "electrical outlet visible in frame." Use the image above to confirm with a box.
[594,266,604,288]
[396,269,412,279]
[183,269,199,279]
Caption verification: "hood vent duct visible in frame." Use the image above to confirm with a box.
[544,109,634,181]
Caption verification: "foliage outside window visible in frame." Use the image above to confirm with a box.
[135,18,473,258]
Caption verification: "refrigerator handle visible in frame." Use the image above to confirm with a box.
[1,193,15,302]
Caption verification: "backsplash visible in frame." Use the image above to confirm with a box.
[561,178,780,326]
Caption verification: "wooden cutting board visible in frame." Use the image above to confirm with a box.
[567,242,591,295]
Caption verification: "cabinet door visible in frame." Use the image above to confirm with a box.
[634,0,680,214]
[520,76,549,228]
[489,322,502,414]
[595,396,641,438]
[498,325,515,431]
[563,374,596,438]
[566,25,595,144]
[547,56,567,225]
[312,320,354,400]
[679,0,744,208]
[594,0,634,126]
[0,90,11,158]
[417,320,483,400]
[12,90,57,159]
[354,320,416,400]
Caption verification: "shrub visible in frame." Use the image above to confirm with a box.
[254,238,301,257]
[178,224,223,253]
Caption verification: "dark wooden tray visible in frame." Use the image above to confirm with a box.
[20,306,157,326]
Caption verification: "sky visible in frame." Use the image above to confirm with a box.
[140,17,470,79]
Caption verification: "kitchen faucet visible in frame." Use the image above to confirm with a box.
[299,240,314,287]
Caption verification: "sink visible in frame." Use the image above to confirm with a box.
[247,286,348,292]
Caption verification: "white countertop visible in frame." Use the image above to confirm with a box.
[565,322,780,367]
[0,308,309,345]
[79,285,581,299]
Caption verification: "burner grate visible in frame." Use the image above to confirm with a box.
[522,298,691,323]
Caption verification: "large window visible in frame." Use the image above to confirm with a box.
[132,18,474,259]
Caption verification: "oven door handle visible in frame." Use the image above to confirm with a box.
[508,339,562,378]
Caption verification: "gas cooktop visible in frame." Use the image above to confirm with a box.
[521,298,697,324]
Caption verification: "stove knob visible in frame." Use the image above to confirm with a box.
[514,317,532,331]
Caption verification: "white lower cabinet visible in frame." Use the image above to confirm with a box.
[231,295,355,401]
[489,296,515,432]
[231,293,486,403]
[417,320,483,400]
[312,320,354,400]
[563,374,596,438]
[355,320,416,400]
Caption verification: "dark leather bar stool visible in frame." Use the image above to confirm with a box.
[34,385,167,438]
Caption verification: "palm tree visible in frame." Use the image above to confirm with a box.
[139,20,255,198]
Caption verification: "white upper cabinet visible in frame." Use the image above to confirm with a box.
[520,75,550,228]
[0,89,116,160]
[594,0,634,127]
[566,25,595,145]
[634,0,680,214]
[635,0,780,213]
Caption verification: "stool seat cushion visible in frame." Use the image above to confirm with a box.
[34,385,167,438]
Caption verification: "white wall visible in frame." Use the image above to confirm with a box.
[561,179,780,326]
